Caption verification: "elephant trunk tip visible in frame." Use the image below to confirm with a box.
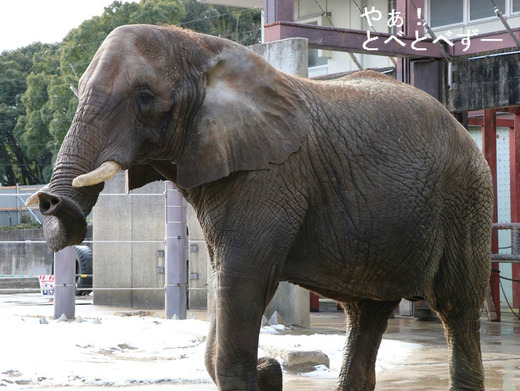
[36,191,89,252]
[38,192,63,216]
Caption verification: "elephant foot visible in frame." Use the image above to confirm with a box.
[257,357,282,391]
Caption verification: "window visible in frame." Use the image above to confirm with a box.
[299,18,330,70]
[430,0,519,26]
[470,0,505,20]
[430,0,463,27]
[308,49,328,68]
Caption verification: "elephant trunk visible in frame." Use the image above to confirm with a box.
[36,119,108,252]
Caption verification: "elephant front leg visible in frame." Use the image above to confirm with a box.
[257,357,282,390]
[206,271,283,391]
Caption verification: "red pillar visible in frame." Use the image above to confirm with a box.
[310,292,320,312]
[396,0,425,37]
[264,0,294,24]
[483,109,500,320]
[511,109,520,309]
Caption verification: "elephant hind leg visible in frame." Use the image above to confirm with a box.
[428,303,485,391]
[427,236,488,390]
[335,299,400,391]
[428,277,486,390]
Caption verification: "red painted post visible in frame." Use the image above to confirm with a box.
[511,109,520,309]
[483,109,501,321]
[396,0,425,36]
[264,0,294,24]
[310,292,319,312]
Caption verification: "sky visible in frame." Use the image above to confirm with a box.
[0,0,132,53]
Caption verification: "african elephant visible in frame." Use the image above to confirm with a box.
[28,25,492,391]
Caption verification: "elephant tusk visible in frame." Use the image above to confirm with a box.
[25,184,50,206]
[72,161,122,188]
[25,194,39,207]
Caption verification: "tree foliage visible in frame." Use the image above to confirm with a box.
[182,0,261,45]
[0,0,261,185]
[0,43,57,184]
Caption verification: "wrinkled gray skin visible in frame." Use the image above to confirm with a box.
[37,25,492,391]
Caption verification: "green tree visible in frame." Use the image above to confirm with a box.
[0,43,57,184]
[181,0,261,46]
[14,43,63,184]
[60,0,185,78]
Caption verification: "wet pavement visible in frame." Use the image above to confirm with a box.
[3,294,520,390]
[265,305,515,391]
[308,302,520,391]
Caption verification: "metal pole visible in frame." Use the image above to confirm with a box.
[495,7,520,48]
[164,182,188,319]
[53,246,76,319]
[15,184,20,225]
[424,23,451,61]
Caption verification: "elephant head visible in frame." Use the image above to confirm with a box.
[28,25,309,252]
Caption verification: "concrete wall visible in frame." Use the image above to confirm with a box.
[187,205,209,310]
[0,226,92,276]
[0,229,53,276]
[92,174,209,309]
[93,173,166,308]
[445,49,520,111]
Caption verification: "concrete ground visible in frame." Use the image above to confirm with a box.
[3,295,520,390]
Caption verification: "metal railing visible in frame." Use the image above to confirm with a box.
[0,239,207,295]
[492,223,520,262]
[0,186,43,225]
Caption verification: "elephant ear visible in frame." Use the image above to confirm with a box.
[175,45,309,189]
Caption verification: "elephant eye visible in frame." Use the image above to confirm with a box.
[138,90,154,107]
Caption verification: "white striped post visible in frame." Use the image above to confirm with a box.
[53,246,76,319]
[164,182,188,319]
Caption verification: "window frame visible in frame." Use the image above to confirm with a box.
[297,15,332,70]
[468,0,506,22]
[428,0,517,28]
[513,0,520,13]
[427,0,466,29]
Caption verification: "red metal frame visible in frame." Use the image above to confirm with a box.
[451,29,520,57]
[483,110,501,321]
[264,22,445,58]
[263,0,520,58]
[264,0,293,24]
[469,111,515,128]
